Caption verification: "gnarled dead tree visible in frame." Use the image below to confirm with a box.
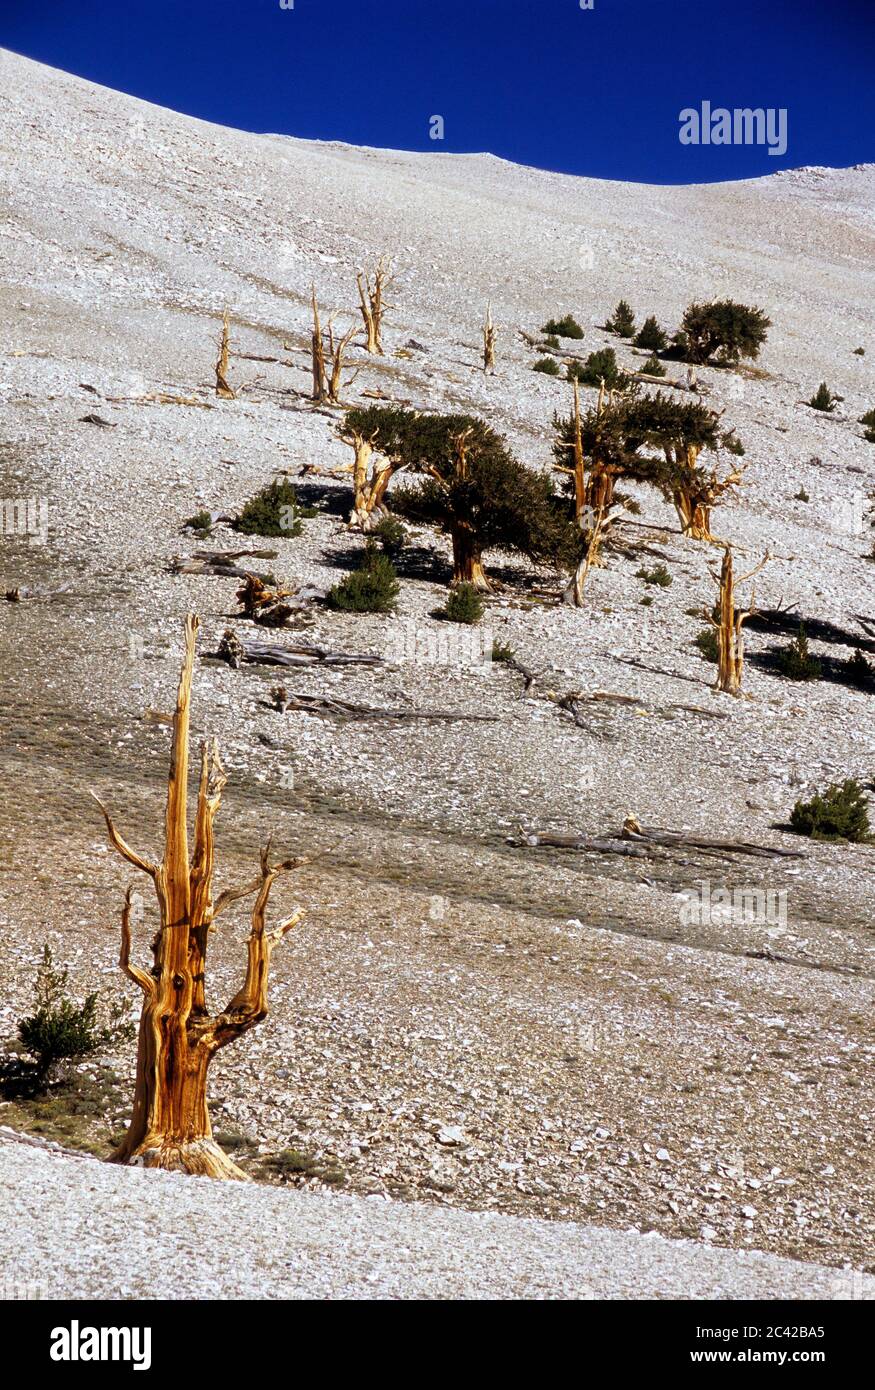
[93,615,304,1178]
[310,288,328,402]
[311,288,360,404]
[214,309,235,399]
[356,257,394,354]
[482,303,497,373]
[707,546,769,695]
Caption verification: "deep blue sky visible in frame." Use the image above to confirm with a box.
[2,0,874,183]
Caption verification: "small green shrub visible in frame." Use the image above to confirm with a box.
[541,315,584,340]
[639,594,654,607]
[183,510,212,538]
[445,583,485,624]
[636,563,672,587]
[491,640,515,663]
[533,357,562,376]
[17,945,134,1082]
[807,383,839,413]
[633,316,668,352]
[639,353,666,377]
[794,486,810,502]
[373,515,407,558]
[789,779,870,843]
[859,408,875,443]
[235,478,305,537]
[605,300,635,337]
[853,346,865,355]
[846,648,875,691]
[326,543,399,613]
[695,627,719,662]
[543,334,561,349]
[777,623,822,681]
[574,347,623,388]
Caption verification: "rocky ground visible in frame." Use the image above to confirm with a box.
[0,48,873,1292]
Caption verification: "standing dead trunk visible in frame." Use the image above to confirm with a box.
[311,287,328,402]
[709,546,768,696]
[356,258,393,355]
[482,303,497,373]
[93,615,303,1179]
[215,309,235,399]
[342,427,404,529]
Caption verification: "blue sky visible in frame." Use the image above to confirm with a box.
[2,0,874,183]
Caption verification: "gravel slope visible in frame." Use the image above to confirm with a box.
[0,49,874,1287]
[1,1134,870,1300]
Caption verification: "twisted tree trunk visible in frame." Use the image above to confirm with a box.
[93,615,302,1178]
[450,524,490,589]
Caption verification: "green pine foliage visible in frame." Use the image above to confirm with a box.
[533,357,562,376]
[859,408,875,443]
[789,779,870,843]
[639,353,666,377]
[445,584,485,624]
[636,563,672,587]
[235,478,305,537]
[605,300,636,337]
[807,383,839,412]
[777,623,822,681]
[680,300,771,365]
[541,315,584,340]
[695,628,719,662]
[326,543,399,613]
[17,945,134,1082]
[633,316,668,352]
[573,347,623,388]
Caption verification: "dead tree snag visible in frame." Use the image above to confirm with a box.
[482,304,497,373]
[214,309,235,399]
[94,615,303,1179]
[708,546,769,695]
[356,258,394,354]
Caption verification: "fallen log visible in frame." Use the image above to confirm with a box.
[509,827,653,857]
[269,687,500,722]
[621,815,805,859]
[215,630,381,670]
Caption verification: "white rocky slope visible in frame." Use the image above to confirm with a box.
[1,1131,871,1300]
[0,49,873,1294]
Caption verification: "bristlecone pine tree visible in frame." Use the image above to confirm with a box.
[310,288,359,404]
[215,309,235,399]
[482,303,497,373]
[356,257,394,354]
[93,615,304,1178]
[707,546,768,695]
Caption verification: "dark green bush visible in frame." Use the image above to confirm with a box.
[680,300,771,365]
[533,357,562,376]
[183,510,212,538]
[605,300,636,337]
[633,316,668,352]
[445,583,485,624]
[695,627,719,662]
[541,315,584,340]
[846,648,875,691]
[794,486,810,502]
[789,779,870,843]
[235,478,304,537]
[373,515,407,558]
[17,945,133,1081]
[639,353,666,377]
[491,640,515,663]
[808,383,839,413]
[859,408,875,443]
[777,623,822,681]
[326,543,399,613]
[544,334,561,349]
[574,346,623,388]
[636,563,672,587]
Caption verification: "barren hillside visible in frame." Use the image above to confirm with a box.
[0,49,873,1287]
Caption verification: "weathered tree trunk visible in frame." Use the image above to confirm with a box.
[310,288,328,402]
[451,525,490,589]
[215,309,235,399]
[93,615,302,1179]
[482,303,497,373]
[356,258,393,354]
[709,546,768,696]
[342,428,403,529]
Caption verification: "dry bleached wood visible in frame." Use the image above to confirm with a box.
[269,687,499,723]
[93,613,305,1179]
[215,629,381,670]
[515,817,804,861]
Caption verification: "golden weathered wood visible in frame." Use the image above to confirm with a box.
[356,257,393,354]
[482,303,497,373]
[96,614,302,1179]
[214,309,235,399]
[708,546,769,696]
